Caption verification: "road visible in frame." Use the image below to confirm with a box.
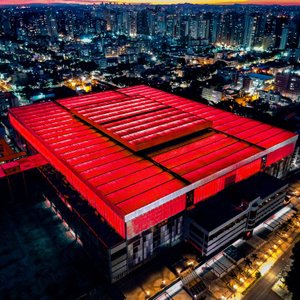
[243,172,300,300]
[242,243,293,300]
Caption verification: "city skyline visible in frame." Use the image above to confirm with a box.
[1,0,300,299]
[1,0,300,6]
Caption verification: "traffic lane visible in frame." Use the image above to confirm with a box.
[242,246,293,300]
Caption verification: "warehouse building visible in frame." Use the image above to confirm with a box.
[8,85,297,282]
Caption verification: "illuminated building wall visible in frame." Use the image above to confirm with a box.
[8,86,298,280]
[9,86,298,240]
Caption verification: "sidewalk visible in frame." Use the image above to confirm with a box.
[152,204,300,300]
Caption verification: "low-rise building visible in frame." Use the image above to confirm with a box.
[187,173,288,256]
[201,87,223,103]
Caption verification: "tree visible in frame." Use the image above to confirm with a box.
[255,271,261,279]
[250,253,258,261]
[244,257,252,267]
[228,270,238,280]
[285,241,300,300]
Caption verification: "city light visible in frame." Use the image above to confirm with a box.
[260,262,273,276]
[1,3,300,300]
[187,260,194,266]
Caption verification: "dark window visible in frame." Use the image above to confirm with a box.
[190,223,204,238]
[111,247,127,261]
[133,240,140,248]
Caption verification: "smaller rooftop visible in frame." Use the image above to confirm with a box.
[224,243,254,263]
[189,173,287,232]
[57,92,211,152]
[248,73,274,81]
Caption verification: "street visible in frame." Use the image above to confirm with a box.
[243,229,294,300]
[243,171,300,300]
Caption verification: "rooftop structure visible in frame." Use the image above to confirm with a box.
[9,85,297,239]
[189,173,287,232]
[0,137,47,177]
[0,154,47,178]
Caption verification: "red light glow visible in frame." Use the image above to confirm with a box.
[266,143,295,166]
[8,85,297,239]
[126,195,186,239]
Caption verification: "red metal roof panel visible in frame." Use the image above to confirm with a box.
[8,86,297,239]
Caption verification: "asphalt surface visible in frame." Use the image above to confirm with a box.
[242,244,293,300]
[243,172,300,300]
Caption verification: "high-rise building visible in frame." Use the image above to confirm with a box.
[275,72,300,100]
[137,9,150,35]
[198,18,209,40]
[166,13,179,38]
[1,15,13,36]
[128,11,137,37]
[272,15,289,49]
[47,13,58,37]
[263,15,277,49]
[287,15,300,49]
[217,12,241,46]
[280,27,289,50]
[179,15,189,40]
[207,13,218,44]
[105,9,117,32]
[244,13,266,49]
[189,15,199,40]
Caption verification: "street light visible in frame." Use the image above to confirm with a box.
[187,260,194,267]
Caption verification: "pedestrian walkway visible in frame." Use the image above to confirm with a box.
[152,204,299,300]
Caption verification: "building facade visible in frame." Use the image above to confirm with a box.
[9,85,298,282]
[187,173,288,256]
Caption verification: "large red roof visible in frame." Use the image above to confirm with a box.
[57,91,211,151]
[149,131,261,183]
[9,85,298,238]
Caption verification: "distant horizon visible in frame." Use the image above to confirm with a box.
[1,0,300,7]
